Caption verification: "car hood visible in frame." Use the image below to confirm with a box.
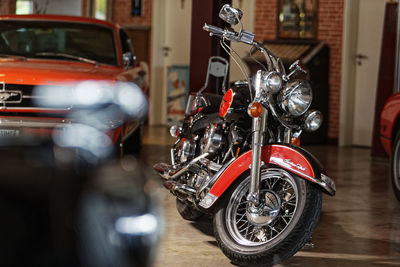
[0,59,123,85]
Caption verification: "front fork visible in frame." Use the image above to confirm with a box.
[247,70,267,205]
[247,109,267,205]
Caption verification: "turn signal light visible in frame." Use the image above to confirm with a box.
[291,137,301,146]
[248,102,263,117]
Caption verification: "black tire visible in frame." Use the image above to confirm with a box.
[213,168,322,266]
[176,198,204,221]
[391,131,400,201]
[123,125,142,154]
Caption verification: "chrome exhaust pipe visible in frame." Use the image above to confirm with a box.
[164,180,196,195]
[153,153,209,180]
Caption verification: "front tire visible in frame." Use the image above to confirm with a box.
[213,168,322,266]
[391,131,400,201]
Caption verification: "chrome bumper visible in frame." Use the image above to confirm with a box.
[0,117,124,130]
[0,117,72,129]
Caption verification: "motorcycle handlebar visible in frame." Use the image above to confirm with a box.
[203,24,225,36]
[203,23,238,40]
[203,23,278,74]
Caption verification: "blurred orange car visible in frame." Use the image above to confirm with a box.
[380,93,400,201]
[0,14,148,153]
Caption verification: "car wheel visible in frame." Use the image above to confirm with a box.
[391,131,400,201]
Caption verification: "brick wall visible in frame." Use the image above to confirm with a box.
[0,0,16,14]
[255,0,344,141]
[81,0,152,26]
[112,0,152,25]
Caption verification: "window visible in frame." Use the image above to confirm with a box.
[90,0,111,20]
[16,0,33,15]
[0,20,118,66]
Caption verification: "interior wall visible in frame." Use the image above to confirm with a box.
[229,0,255,82]
[150,0,192,125]
[254,0,344,142]
[0,0,16,14]
[339,0,358,146]
[112,0,152,25]
[35,0,82,15]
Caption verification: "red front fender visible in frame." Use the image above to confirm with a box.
[198,144,335,209]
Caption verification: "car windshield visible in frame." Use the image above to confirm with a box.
[0,20,118,66]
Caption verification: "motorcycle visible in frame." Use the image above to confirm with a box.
[154,4,336,266]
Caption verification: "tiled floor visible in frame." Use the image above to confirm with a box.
[141,125,400,267]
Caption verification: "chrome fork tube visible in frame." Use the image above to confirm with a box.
[248,109,267,205]
[247,70,266,205]
[284,128,292,144]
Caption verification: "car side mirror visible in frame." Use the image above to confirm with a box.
[123,52,136,68]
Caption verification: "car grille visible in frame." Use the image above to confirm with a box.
[0,84,70,118]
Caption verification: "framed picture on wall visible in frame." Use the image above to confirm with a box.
[277,0,318,39]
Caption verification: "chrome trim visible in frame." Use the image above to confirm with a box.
[199,192,218,209]
[0,91,22,103]
[0,117,121,130]
[319,173,336,196]
[197,156,235,197]
[0,117,71,128]
[170,148,176,165]
[0,82,23,107]
[22,95,46,99]
[248,70,265,205]
[153,152,210,180]
[198,158,222,172]
[0,107,71,111]
[164,180,197,195]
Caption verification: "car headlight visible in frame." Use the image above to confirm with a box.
[279,80,312,116]
[303,110,322,132]
[261,71,282,94]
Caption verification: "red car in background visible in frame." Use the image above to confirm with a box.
[0,14,148,154]
[380,93,400,200]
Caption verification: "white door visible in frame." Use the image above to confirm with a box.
[149,0,192,125]
[352,0,387,146]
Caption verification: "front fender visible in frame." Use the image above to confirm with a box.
[199,144,336,209]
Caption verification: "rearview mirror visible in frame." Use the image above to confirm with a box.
[122,52,136,68]
[219,4,243,25]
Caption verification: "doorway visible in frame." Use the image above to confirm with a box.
[340,0,387,146]
[150,0,192,125]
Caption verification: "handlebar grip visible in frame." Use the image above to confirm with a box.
[203,23,224,36]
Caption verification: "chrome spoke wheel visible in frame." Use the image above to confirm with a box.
[226,168,298,246]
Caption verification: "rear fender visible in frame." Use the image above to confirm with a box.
[199,144,336,209]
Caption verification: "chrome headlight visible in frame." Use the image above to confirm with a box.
[261,72,282,94]
[303,110,322,132]
[279,80,312,116]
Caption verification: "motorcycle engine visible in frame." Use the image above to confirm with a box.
[200,124,223,154]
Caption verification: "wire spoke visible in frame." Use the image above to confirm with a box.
[227,169,299,246]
